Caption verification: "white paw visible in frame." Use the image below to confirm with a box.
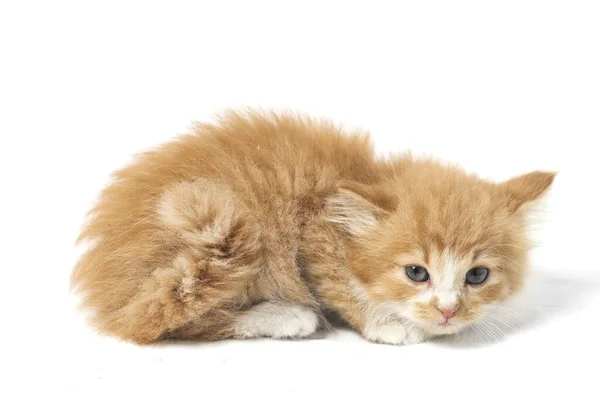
[234,302,319,339]
[363,321,426,345]
[404,325,427,344]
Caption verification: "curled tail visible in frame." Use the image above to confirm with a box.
[73,179,262,343]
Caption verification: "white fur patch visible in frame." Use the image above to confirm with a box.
[436,290,458,309]
[363,318,426,345]
[363,321,408,344]
[234,302,319,339]
[432,248,463,308]
[440,249,462,288]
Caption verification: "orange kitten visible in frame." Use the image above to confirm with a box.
[72,110,555,344]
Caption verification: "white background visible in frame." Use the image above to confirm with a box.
[1,1,599,399]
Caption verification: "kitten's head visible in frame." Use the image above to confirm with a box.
[327,160,555,336]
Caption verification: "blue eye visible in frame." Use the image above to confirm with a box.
[465,267,489,285]
[405,265,429,282]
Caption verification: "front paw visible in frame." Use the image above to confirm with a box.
[362,321,426,345]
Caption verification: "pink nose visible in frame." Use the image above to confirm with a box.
[436,305,460,320]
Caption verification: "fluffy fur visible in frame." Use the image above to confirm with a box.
[72,110,555,344]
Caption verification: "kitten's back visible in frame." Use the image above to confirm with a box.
[71,111,381,340]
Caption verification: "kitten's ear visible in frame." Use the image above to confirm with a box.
[500,171,557,213]
[325,181,397,236]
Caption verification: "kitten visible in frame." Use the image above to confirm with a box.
[72,110,555,345]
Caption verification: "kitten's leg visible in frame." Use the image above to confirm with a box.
[162,302,320,341]
[301,221,428,346]
[233,302,320,339]
[116,180,262,344]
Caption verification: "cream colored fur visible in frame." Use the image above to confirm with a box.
[71,110,555,344]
